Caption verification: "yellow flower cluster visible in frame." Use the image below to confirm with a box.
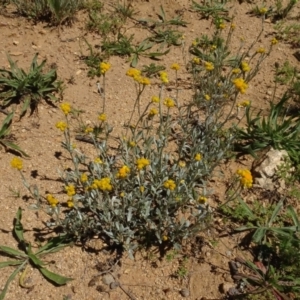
[151,96,160,103]
[60,103,71,115]
[117,165,130,179]
[67,199,74,208]
[140,186,145,193]
[193,57,201,64]
[271,38,278,45]
[11,157,23,170]
[98,113,107,122]
[148,108,158,117]
[195,153,202,161]
[80,173,88,183]
[178,160,186,168]
[241,61,250,72]
[100,62,111,74]
[163,98,175,108]
[85,127,93,133]
[171,63,180,71]
[219,23,226,29]
[163,179,176,191]
[93,177,112,191]
[136,158,150,170]
[65,185,76,196]
[256,47,266,54]
[46,194,59,207]
[126,68,141,78]
[205,62,214,71]
[204,94,211,101]
[233,78,248,94]
[198,196,207,204]
[129,141,136,147]
[159,71,169,84]
[236,169,253,188]
[94,157,103,164]
[162,235,168,241]
[259,7,267,14]
[56,121,68,131]
[237,100,250,107]
[232,68,241,74]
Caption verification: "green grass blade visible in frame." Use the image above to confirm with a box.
[0,245,27,258]
[0,260,23,268]
[38,267,73,285]
[0,261,26,300]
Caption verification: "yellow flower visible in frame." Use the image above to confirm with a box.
[204,94,211,101]
[232,68,241,74]
[134,75,151,85]
[67,199,74,208]
[171,63,180,71]
[198,196,207,204]
[210,45,217,51]
[120,192,125,198]
[60,103,71,115]
[241,61,250,72]
[65,185,76,196]
[271,37,278,45]
[94,177,112,191]
[80,173,88,183]
[55,121,68,131]
[195,153,202,161]
[233,78,248,94]
[219,23,226,29]
[231,23,236,30]
[259,7,267,14]
[98,113,107,122]
[126,68,141,78]
[129,141,136,147]
[85,127,93,133]
[163,179,176,191]
[140,186,145,193]
[136,158,150,170]
[237,100,250,107]
[162,235,168,241]
[100,62,111,74]
[151,96,160,103]
[10,157,23,170]
[148,108,158,117]
[237,169,253,188]
[94,157,103,164]
[256,47,266,54]
[159,71,169,84]
[205,61,214,71]
[178,160,186,168]
[117,165,130,179]
[192,40,198,46]
[46,194,59,207]
[193,57,201,64]
[72,143,76,149]
[163,98,175,108]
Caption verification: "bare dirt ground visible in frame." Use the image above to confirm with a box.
[0,0,300,299]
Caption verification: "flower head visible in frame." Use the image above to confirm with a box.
[126,68,141,78]
[98,113,107,122]
[151,96,160,103]
[204,94,211,101]
[159,71,169,84]
[140,186,145,193]
[271,38,278,45]
[134,75,151,85]
[171,63,180,71]
[80,173,88,183]
[241,61,250,72]
[117,165,130,179]
[233,78,248,94]
[237,100,250,107]
[129,141,136,147]
[67,199,74,208]
[148,108,158,117]
[236,169,253,188]
[94,157,103,164]
[65,185,76,196]
[163,98,175,108]
[198,196,207,204]
[60,103,71,115]
[100,62,111,74]
[178,160,186,168]
[162,235,168,241]
[46,194,59,207]
[256,47,266,54]
[11,157,23,170]
[163,179,176,191]
[205,62,214,71]
[85,127,93,133]
[259,7,267,14]
[232,68,241,74]
[136,158,150,170]
[194,153,202,161]
[94,177,112,191]
[55,121,68,131]
[193,57,201,64]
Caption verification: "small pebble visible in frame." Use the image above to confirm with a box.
[180,288,190,297]
[102,274,114,286]
[110,281,119,290]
